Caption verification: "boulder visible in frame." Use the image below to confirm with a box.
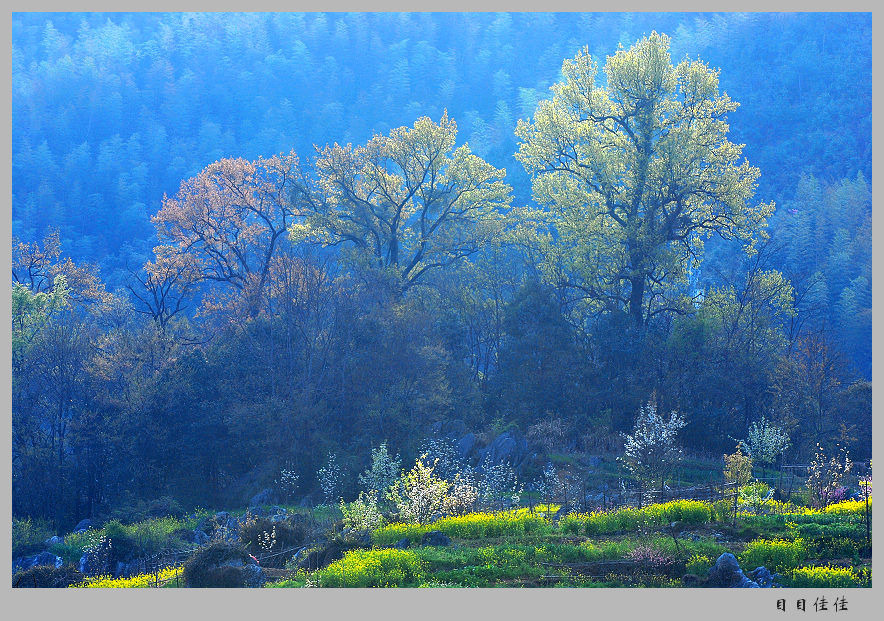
[394,538,411,550]
[249,488,277,508]
[193,529,211,545]
[749,566,780,588]
[420,531,451,547]
[241,563,266,588]
[73,519,93,533]
[45,535,63,546]
[706,553,759,588]
[456,433,477,460]
[12,552,63,575]
[477,430,530,470]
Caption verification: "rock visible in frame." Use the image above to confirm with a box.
[73,519,93,533]
[45,535,63,546]
[749,566,780,588]
[552,506,570,522]
[12,552,63,575]
[249,488,277,508]
[394,538,411,550]
[420,531,451,547]
[241,563,265,588]
[193,529,211,545]
[477,430,530,470]
[706,553,759,588]
[456,433,477,460]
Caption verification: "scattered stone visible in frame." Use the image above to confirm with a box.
[420,531,451,547]
[749,566,780,588]
[12,552,63,575]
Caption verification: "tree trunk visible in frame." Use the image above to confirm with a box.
[629,275,645,326]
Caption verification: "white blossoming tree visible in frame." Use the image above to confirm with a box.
[743,416,791,480]
[621,402,687,506]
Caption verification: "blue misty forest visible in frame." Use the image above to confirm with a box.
[11,12,872,589]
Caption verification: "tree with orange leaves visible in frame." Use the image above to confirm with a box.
[152,151,308,315]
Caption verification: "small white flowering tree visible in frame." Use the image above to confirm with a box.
[359,442,401,506]
[387,455,450,525]
[743,416,791,481]
[317,453,343,506]
[340,491,385,533]
[621,402,687,506]
[806,443,852,508]
[477,458,523,511]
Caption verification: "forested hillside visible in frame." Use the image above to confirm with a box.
[11,12,871,532]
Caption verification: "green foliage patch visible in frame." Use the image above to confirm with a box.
[780,565,871,588]
[372,510,550,546]
[312,548,426,587]
[739,538,806,573]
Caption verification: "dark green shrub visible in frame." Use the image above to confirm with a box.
[239,515,306,555]
[101,520,140,564]
[12,517,53,559]
[12,565,83,588]
[183,541,253,588]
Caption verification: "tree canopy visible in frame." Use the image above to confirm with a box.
[516,32,773,325]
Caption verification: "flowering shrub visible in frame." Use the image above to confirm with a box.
[313,549,425,587]
[443,472,479,516]
[275,464,300,503]
[743,416,790,475]
[806,443,852,508]
[477,459,522,511]
[372,509,549,546]
[387,456,450,525]
[340,491,385,532]
[317,452,343,505]
[739,538,806,573]
[358,442,400,504]
[823,499,870,515]
[626,544,674,570]
[780,565,871,588]
[563,499,712,536]
[685,554,714,576]
[74,566,183,588]
[621,402,686,494]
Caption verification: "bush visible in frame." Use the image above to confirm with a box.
[685,554,714,576]
[780,566,871,588]
[341,491,384,533]
[75,566,183,588]
[313,549,425,587]
[239,514,306,556]
[13,565,83,588]
[12,517,53,559]
[739,538,806,573]
[49,529,101,565]
[564,500,713,536]
[183,542,255,588]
